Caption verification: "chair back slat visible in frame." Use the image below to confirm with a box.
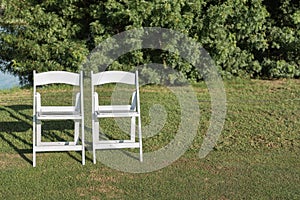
[92,71,135,85]
[34,71,80,86]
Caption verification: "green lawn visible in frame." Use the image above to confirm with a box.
[0,79,299,199]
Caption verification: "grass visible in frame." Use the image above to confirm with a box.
[0,79,299,199]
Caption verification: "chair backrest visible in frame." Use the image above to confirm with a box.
[33,70,83,110]
[33,71,80,86]
[91,70,140,111]
[91,71,136,86]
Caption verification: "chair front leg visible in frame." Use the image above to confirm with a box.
[81,119,85,165]
[130,117,136,142]
[33,116,36,167]
[93,116,99,164]
[36,119,42,146]
[74,120,80,144]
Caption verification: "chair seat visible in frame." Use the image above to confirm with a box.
[96,105,139,118]
[96,110,139,118]
[36,106,82,120]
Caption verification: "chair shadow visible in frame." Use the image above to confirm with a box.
[0,105,33,164]
[0,105,86,165]
[42,121,76,141]
[96,131,141,161]
[42,121,93,165]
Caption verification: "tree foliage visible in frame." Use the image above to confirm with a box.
[0,0,299,83]
[0,0,89,83]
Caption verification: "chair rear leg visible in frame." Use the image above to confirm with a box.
[81,121,85,165]
[33,120,36,167]
[138,116,143,162]
[93,120,99,164]
[33,150,36,167]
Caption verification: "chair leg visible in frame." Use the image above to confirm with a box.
[36,121,42,146]
[81,120,85,165]
[33,150,36,167]
[138,116,143,162]
[82,148,85,165]
[92,119,95,164]
[93,120,99,164]
[74,120,80,144]
[34,120,42,167]
[33,119,36,167]
[130,117,136,142]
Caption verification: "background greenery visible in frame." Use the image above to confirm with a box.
[0,0,299,84]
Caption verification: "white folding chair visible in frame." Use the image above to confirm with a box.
[32,71,85,167]
[91,70,143,164]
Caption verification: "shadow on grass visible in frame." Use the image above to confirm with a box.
[0,105,87,165]
[0,105,32,164]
